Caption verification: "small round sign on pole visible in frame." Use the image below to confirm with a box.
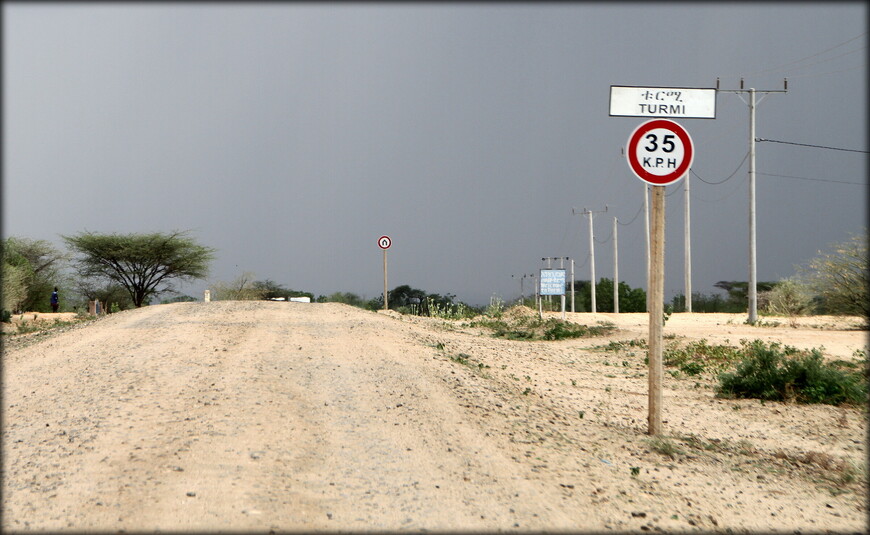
[626,119,694,185]
[378,235,391,309]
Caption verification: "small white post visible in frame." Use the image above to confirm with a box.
[588,211,596,313]
[748,88,758,324]
[684,169,692,312]
[383,248,389,311]
[560,257,566,320]
[570,259,575,313]
[613,217,619,314]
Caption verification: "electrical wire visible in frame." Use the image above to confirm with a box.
[593,231,612,245]
[694,175,748,203]
[752,45,867,77]
[617,202,644,227]
[665,180,684,197]
[757,172,867,186]
[691,151,750,185]
[756,138,869,154]
[784,64,865,79]
[733,31,867,78]
[556,217,573,257]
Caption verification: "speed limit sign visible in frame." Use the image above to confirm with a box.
[626,119,694,185]
[378,235,392,250]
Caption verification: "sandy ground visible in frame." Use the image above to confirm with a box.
[2,312,80,331]
[2,301,867,532]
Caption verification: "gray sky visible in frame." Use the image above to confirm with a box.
[3,2,867,306]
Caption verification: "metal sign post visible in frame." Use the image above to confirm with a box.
[378,236,391,310]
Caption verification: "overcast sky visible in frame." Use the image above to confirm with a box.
[3,2,867,307]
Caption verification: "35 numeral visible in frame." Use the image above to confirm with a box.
[644,133,676,153]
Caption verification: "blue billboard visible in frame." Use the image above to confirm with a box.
[539,269,566,296]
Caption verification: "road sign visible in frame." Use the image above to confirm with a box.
[626,119,694,185]
[378,235,392,309]
[610,86,716,119]
[539,269,566,296]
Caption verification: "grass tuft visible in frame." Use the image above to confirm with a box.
[646,436,683,459]
[472,315,616,341]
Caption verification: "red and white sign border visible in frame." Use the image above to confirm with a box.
[626,119,694,186]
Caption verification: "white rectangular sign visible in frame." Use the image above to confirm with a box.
[539,269,566,296]
[610,86,716,119]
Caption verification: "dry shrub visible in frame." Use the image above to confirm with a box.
[502,305,537,322]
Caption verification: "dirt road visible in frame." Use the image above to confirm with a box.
[2,302,867,532]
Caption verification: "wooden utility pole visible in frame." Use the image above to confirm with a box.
[644,184,650,312]
[648,186,666,435]
[618,107,698,438]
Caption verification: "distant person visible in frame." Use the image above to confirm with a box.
[50,287,59,313]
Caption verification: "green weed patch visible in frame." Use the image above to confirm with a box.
[663,339,743,376]
[717,340,867,406]
[472,315,616,341]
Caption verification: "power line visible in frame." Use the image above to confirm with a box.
[694,175,747,203]
[665,180,684,198]
[755,45,867,76]
[691,151,750,185]
[617,202,644,227]
[785,64,865,79]
[593,232,612,245]
[757,172,867,186]
[732,31,867,78]
[756,138,869,154]
[573,252,590,271]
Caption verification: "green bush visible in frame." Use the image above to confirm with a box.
[475,315,615,341]
[319,291,369,308]
[664,339,743,376]
[717,340,867,405]
[543,319,603,340]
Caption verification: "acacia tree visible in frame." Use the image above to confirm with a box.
[2,261,28,314]
[762,278,812,327]
[63,231,215,308]
[799,229,868,318]
[2,237,70,312]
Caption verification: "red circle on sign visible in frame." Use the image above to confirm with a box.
[378,235,391,249]
[626,119,694,185]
